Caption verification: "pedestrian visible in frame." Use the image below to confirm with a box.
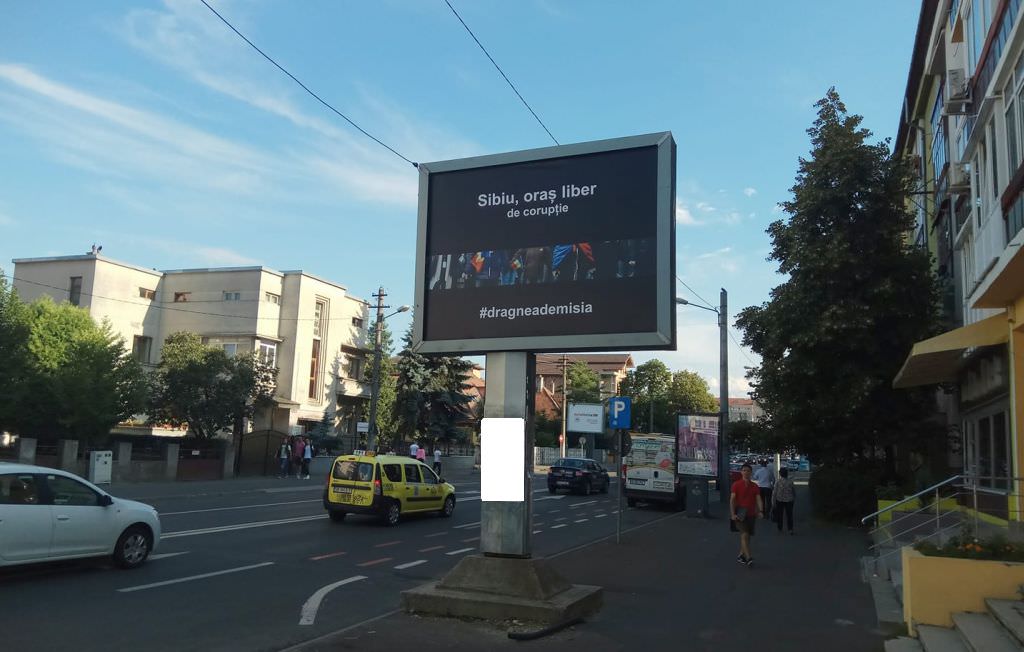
[277,438,292,478]
[409,441,419,459]
[433,447,442,475]
[416,443,427,463]
[753,459,775,518]
[293,436,306,479]
[302,437,313,480]
[730,462,764,567]
[772,467,796,534]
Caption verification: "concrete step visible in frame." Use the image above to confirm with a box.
[987,599,1024,646]
[951,612,1020,652]
[917,625,968,652]
[885,637,923,652]
[892,569,904,598]
[870,577,905,637]
[861,555,884,582]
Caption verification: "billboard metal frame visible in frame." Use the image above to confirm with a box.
[411,132,676,354]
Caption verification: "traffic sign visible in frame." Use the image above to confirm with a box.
[608,397,631,429]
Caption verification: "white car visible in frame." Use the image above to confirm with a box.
[0,463,161,569]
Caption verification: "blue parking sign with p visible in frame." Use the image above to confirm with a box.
[608,397,631,429]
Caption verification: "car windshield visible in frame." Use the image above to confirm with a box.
[332,461,375,482]
[554,459,586,469]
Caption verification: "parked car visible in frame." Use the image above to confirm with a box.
[0,463,161,569]
[547,458,610,495]
[322,452,455,526]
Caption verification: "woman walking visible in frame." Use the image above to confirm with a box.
[772,467,796,534]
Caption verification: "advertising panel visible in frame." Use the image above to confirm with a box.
[676,413,719,477]
[412,132,676,353]
[567,403,603,434]
[623,434,676,495]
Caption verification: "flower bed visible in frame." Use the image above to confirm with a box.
[915,532,1024,562]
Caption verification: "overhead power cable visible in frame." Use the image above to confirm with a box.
[443,0,559,146]
[198,0,418,168]
[675,275,717,311]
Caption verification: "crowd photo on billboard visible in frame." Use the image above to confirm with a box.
[676,414,719,477]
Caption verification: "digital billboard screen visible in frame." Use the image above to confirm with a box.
[412,132,675,354]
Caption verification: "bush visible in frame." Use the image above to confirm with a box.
[875,484,908,501]
[916,532,1024,563]
[810,463,880,524]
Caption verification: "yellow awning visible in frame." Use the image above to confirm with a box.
[892,313,1009,388]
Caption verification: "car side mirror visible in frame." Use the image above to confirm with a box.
[99,495,113,507]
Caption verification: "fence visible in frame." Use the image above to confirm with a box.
[534,447,611,466]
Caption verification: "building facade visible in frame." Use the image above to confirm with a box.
[893,1,1024,522]
[533,354,635,419]
[727,398,764,423]
[12,253,371,445]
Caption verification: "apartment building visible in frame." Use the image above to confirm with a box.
[12,253,371,443]
[893,1,1024,519]
[727,398,764,423]
[534,354,635,418]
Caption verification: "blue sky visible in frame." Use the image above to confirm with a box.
[0,0,921,396]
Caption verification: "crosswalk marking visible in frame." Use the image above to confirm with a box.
[446,547,475,556]
[394,560,427,570]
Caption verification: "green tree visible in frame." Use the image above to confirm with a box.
[423,355,475,451]
[566,361,601,404]
[394,325,430,448]
[735,89,940,478]
[619,359,673,432]
[148,332,276,439]
[0,272,30,434]
[727,419,778,455]
[14,296,147,442]
[364,317,398,443]
[534,411,560,448]
[667,370,718,416]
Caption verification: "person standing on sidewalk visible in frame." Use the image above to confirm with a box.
[416,444,427,463]
[302,437,313,479]
[753,459,775,518]
[772,467,796,534]
[293,436,306,479]
[278,438,292,478]
[731,462,764,566]
[433,447,442,476]
[409,441,419,459]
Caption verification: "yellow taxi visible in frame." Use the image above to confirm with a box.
[322,452,456,526]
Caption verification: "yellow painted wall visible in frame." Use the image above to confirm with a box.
[903,547,1024,635]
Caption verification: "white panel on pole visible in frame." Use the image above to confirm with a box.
[567,403,604,434]
[480,417,525,502]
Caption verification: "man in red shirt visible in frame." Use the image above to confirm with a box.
[730,462,764,566]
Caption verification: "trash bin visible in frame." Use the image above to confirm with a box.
[686,478,710,518]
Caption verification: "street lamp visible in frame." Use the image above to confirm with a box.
[366,286,410,452]
[675,289,729,503]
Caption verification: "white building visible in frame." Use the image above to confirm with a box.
[12,253,371,444]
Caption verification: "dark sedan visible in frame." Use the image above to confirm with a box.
[547,458,610,495]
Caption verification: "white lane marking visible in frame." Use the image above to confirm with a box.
[554,517,568,522]
[424,531,448,538]
[452,521,480,530]
[533,522,545,527]
[394,560,427,570]
[569,500,599,508]
[535,495,566,501]
[299,575,368,626]
[551,524,567,529]
[118,562,274,593]
[460,496,481,502]
[595,514,608,519]
[163,514,327,538]
[574,518,589,523]
[161,499,319,516]
[533,530,542,534]
[148,552,190,561]
[446,547,475,556]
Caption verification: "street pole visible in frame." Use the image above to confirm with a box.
[367,287,386,452]
[719,288,729,504]
[560,354,568,458]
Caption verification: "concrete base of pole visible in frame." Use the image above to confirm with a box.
[401,555,602,623]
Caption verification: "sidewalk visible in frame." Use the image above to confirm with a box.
[294,485,885,652]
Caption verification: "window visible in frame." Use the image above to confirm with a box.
[222,343,238,357]
[313,300,326,338]
[139,287,155,300]
[0,474,39,505]
[132,336,153,364]
[404,464,422,484]
[308,339,321,400]
[258,342,277,367]
[345,355,364,380]
[265,292,280,305]
[45,475,99,506]
[420,466,438,485]
[352,317,365,328]
[332,461,375,482]
[68,276,82,306]
[382,464,403,483]
[964,406,1011,489]
[223,291,241,301]
[173,292,190,303]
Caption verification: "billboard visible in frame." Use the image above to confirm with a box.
[676,413,719,477]
[412,132,676,354]
[567,403,603,434]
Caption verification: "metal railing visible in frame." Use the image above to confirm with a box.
[862,474,1021,561]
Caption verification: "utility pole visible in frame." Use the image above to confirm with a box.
[719,288,729,503]
[367,287,386,452]
[560,354,568,458]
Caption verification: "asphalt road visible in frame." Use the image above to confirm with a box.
[0,466,672,652]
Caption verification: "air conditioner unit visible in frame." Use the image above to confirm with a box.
[948,161,971,193]
[948,69,969,99]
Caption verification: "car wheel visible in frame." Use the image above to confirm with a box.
[441,496,455,518]
[113,525,152,569]
[548,486,557,494]
[329,510,346,522]
[581,479,591,495]
[384,501,401,526]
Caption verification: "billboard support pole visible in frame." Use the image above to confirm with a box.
[616,429,623,544]
[719,288,729,504]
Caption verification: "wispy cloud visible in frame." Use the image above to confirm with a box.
[675,199,701,226]
[696,201,715,212]
[0,211,15,226]
[743,187,757,197]
[194,246,260,266]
